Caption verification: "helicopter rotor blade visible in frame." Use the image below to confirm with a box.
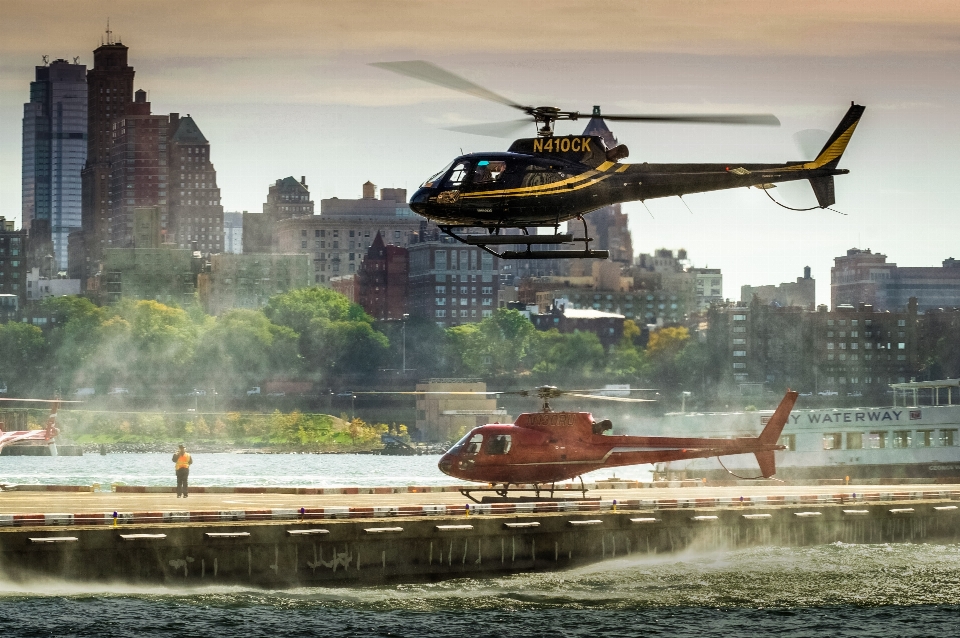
[597,113,780,126]
[370,60,528,111]
[443,118,534,138]
[793,128,830,158]
[564,393,657,403]
[0,398,82,403]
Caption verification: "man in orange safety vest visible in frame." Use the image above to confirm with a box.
[172,444,193,498]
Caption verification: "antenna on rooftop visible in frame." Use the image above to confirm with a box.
[105,18,114,45]
[42,55,49,65]
[73,57,80,64]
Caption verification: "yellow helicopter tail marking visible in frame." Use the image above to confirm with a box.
[796,103,866,171]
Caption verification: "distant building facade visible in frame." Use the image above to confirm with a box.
[108,90,168,249]
[223,211,243,254]
[706,299,920,397]
[531,304,625,349]
[273,184,425,285]
[356,232,409,320]
[198,253,311,315]
[741,266,815,310]
[0,218,28,306]
[407,232,499,327]
[167,113,223,254]
[22,58,87,270]
[242,176,314,254]
[25,268,81,301]
[832,248,960,312]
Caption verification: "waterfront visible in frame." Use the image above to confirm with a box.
[0,543,957,637]
[0,453,655,489]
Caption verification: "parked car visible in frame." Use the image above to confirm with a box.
[247,387,261,396]
[818,391,839,396]
[74,388,96,396]
[267,391,286,397]
[108,387,129,395]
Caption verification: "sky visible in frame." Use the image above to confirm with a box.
[2,1,960,306]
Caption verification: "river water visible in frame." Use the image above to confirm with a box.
[1,456,957,635]
[0,543,958,636]
[0,453,655,488]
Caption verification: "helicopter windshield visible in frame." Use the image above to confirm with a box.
[421,160,455,188]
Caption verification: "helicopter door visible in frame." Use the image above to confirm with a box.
[498,162,565,225]
[458,159,506,224]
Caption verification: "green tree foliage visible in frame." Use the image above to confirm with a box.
[448,309,539,377]
[531,329,606,382]
[0,323,46,392]
[264,287,389,377]
[194,309,299,392]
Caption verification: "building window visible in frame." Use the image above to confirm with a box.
[732,338,746,345]
[846,432,863,449]
[733,314,746,321]
[917,430,934,447]
[941,429,957,446]
[827,343,834,350]
[733,350,746,357]
[898,342,905,350]
[827,319,834,326]
[435,298,445,305]
[779,434,796,451]
[732,363,746,369]
[897,319,906,327]
[850,331,859,338]
[436,309,446,318]
[732,326,746,333]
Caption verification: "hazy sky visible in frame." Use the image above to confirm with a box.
[2,1,960,305]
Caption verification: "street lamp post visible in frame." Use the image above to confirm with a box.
[401,313,409,374]
[681,391,692,414]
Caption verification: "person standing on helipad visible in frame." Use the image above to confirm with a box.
[172,444,193,498]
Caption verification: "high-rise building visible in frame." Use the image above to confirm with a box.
[108,90,168,249]
[75,30,135,281]
[407,231,499,327]
[167,113,223,254]
[357,232,408,320]
[22,58,87,271]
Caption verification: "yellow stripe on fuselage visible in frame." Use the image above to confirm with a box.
[459,172,615,200]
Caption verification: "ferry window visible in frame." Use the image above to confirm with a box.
[846,432,863,450]
[486,434,512,455]
[893,430,912,448]
[940,429,957,446]
[917,430,934,447]
[464,433,483,455]
[823,433,842,450]
[778,434,796,451]
[868,431,887,449]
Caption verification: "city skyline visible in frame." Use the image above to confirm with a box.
[2,1,960,304]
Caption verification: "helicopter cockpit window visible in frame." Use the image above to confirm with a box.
[421,161,454,188]
[464,433,483,455]
[486,434,512,455]
[442,161,471,188]
[472,160,507,185]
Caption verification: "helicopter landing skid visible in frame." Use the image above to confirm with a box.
[460,477,590,503]
[439,222,609,260]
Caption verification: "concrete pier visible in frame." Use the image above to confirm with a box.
[0,486,958,586]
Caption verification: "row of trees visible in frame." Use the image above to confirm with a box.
[0,287,705,398]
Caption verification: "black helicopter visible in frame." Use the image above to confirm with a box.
[373,61,864,260]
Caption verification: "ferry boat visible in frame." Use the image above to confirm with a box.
[639,379,960,484]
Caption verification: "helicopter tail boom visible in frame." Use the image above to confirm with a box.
[753,390,799,478]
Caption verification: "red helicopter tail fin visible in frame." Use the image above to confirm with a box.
[754,451,776,478]
[758,390,799,445]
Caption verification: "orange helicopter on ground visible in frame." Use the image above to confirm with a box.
[433,386,798,501]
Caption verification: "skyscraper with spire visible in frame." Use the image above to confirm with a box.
[71,25,134,281]
[22,57,87,271]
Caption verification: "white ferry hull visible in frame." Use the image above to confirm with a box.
[619,404,960,484]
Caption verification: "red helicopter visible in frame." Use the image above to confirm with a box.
[0,399,69,455]
[437,386,799,500]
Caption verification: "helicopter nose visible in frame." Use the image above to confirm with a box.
[409,189,429,214]
[438,455,455,476]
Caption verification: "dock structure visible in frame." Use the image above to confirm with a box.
[0,485,958,585]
